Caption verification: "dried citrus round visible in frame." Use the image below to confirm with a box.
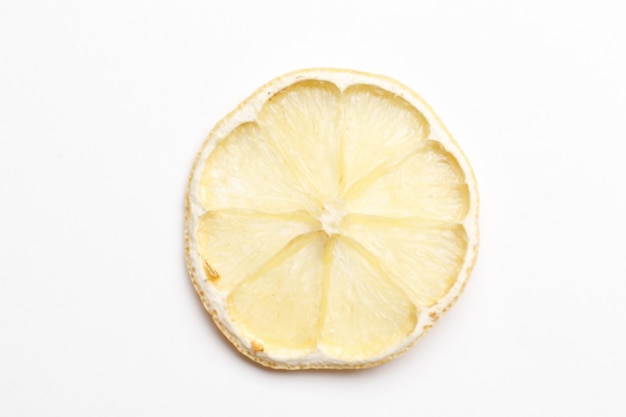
[185,68,479,369]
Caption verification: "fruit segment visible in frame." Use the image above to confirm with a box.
[199,122,315,213]
[318,238,417,360]
[257,80,342,202]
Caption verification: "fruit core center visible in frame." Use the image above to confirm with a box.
[318,200,347,235]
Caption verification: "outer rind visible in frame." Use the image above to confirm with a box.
[184,68,480,370]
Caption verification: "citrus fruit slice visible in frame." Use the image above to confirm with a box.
[185,69,479,370]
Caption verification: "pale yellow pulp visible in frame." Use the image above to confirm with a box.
[196,80,469,361]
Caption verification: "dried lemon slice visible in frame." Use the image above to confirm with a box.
[185,69,479,370]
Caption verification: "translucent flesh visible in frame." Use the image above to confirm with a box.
[196,81,470,359]
[199,122,317,213]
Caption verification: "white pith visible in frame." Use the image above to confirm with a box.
[317,200,347,236]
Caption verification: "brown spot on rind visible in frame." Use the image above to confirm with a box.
[203,261,220,282]
[429,312,438,320]
[251,341,264,353]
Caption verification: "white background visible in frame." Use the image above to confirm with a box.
[1,1,625,415]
